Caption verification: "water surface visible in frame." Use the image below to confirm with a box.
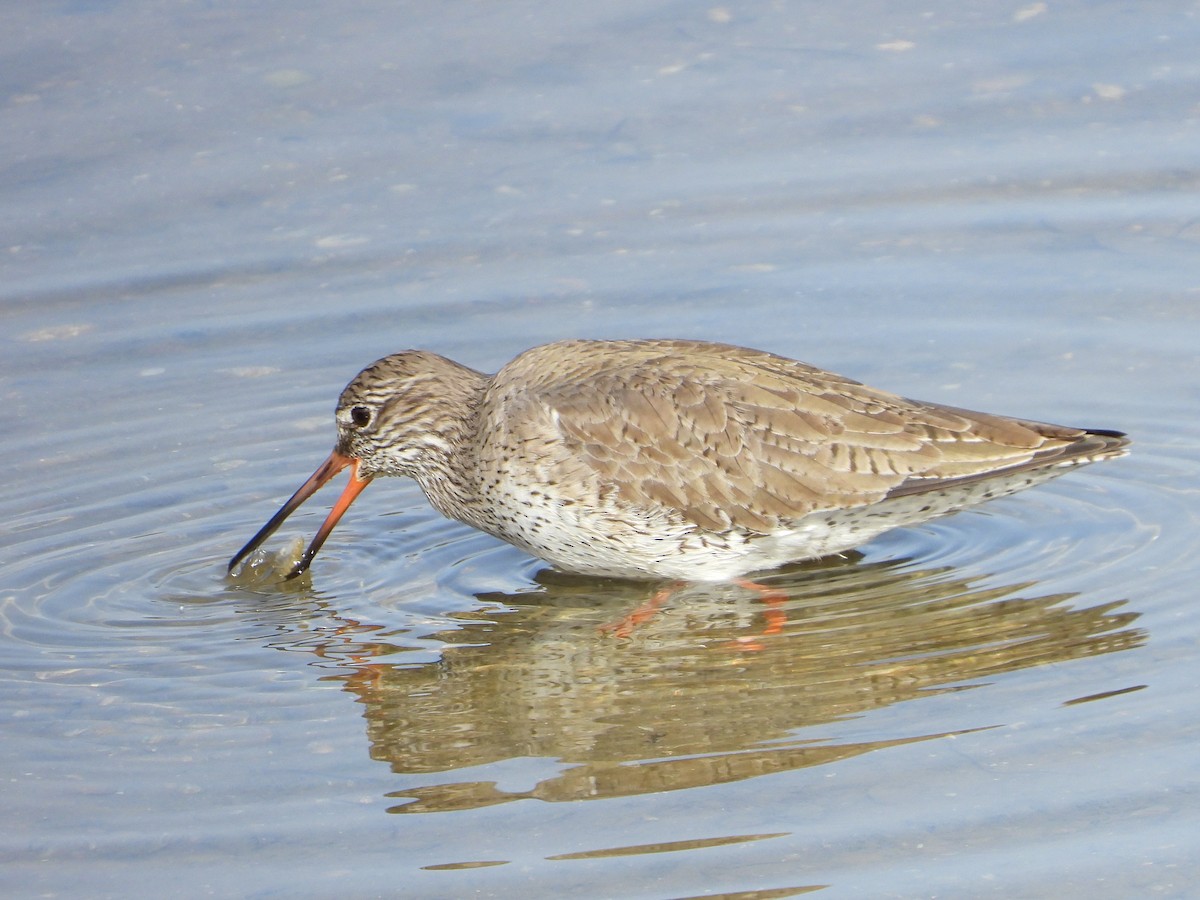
[3,3,1198,898]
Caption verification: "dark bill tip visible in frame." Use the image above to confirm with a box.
[227,451,356,574]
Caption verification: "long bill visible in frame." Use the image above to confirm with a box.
[227,450,373,579]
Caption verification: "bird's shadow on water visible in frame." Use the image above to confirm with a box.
[225,551,1145,815]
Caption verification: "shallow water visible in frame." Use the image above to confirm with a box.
[3,3,1199,898]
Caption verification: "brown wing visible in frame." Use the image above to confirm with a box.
[506,340,1120,535]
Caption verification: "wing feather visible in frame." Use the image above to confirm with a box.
[490,340,1109,535]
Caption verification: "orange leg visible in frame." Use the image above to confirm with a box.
[600,582,682,638]
[723,578,789,650]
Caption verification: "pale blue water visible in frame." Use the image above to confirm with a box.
[2,3,1198,898]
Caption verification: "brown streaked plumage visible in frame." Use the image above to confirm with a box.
[228,339,1129,581]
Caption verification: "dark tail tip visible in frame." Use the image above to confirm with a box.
[1078,428,1131,461]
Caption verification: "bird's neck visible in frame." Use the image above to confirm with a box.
[411,369,489,524]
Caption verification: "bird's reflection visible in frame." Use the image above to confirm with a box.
[235,553,1144,814]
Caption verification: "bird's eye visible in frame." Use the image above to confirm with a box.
[350,405,371,428]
